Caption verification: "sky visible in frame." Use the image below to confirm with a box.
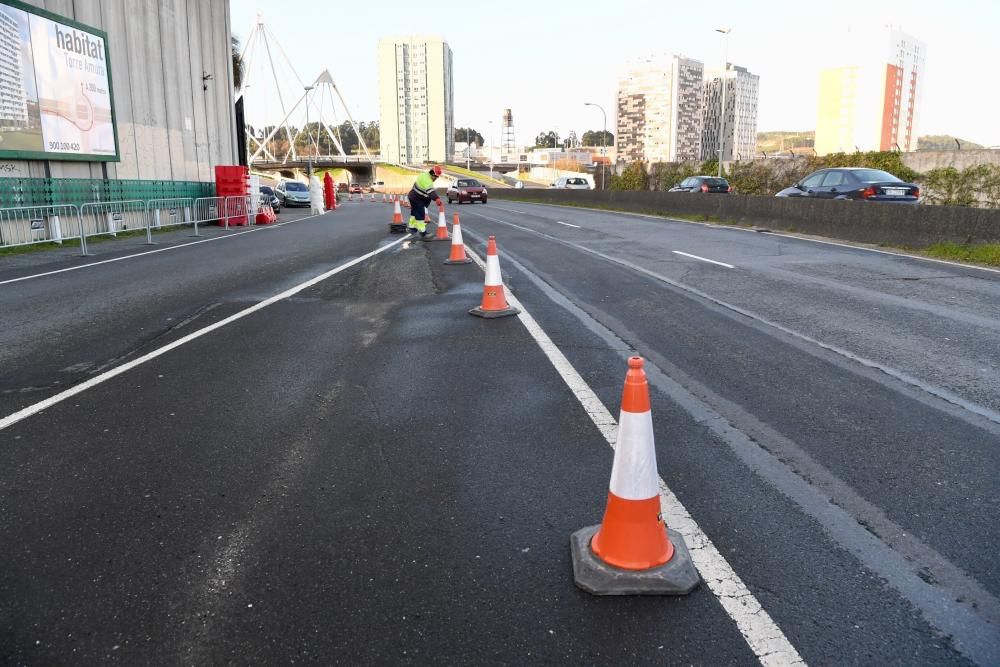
[231,0,1000,148]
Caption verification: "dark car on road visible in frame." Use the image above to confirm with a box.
[259,185,280,214]
[775,168,920,203]
[669,176,732,193]
[276,180,310,207]
[447,178,488,204]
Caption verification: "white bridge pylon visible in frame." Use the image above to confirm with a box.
[237,15,374,167]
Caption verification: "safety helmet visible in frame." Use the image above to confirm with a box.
[432,165,443,176]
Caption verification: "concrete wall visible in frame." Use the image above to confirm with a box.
[0,0,236,182]
[492,189,1000,248]
[900,149,1000,173]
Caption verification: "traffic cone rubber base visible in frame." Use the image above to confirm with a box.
[469,300,520,319]
[389,222,407,233]
[443,256,473,265]
[570,524,699,596]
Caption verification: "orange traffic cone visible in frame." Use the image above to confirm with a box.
[389,198,406,234]
[433,210,450,241]
[383,193,388,203]
[443,213,472,265]
[468,236,519,319]
[570,356,699,595]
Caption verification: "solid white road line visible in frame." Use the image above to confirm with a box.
[0,212,326,287]
[555,221,581,228]
[464,244,805,667]
[0,236,407,432]
[490,201,1000,275]
[672,250,735,268]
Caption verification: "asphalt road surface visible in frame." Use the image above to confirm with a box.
[1,198,998,665]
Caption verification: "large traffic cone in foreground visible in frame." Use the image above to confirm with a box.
[389,198,406,234]
[570,357,699,595]
[443,213,472,265]
[432,210,450,241]
[468,236,519,319]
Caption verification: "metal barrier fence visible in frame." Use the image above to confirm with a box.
[146,198,195,236]
[1,192,280,251]
[0,204,82,249]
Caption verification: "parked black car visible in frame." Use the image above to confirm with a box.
[259,185,280,214]
[669,176,732,193]
[775,168,919,203]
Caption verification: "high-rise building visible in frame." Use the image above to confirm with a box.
[815,27,925,155]
[701,64,759,161]
[615,55,704,163]
[0,9,29,128]
[378,35,454,164]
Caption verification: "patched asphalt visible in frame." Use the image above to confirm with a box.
[1,199,997,664]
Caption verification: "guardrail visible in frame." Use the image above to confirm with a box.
[1,193,284,253]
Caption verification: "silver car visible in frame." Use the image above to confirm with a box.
[276,180,311,207]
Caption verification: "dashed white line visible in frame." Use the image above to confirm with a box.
[0,212,325,286]
[556,221,581,228]
[0,235,407,432]
[465,241,805,667]
[672,250,735,268]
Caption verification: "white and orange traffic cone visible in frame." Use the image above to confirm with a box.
[432,210,450,241]
[443,213,472,265]
[468,236,519,319]
[383,193,388,203]
[389,198,406,234]
[570,356,699,595]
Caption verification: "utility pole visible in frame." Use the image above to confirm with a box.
[584,102,607,189]
[304,84,314,177]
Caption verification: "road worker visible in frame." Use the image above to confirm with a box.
[407,165,445,237]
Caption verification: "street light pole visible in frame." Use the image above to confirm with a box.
[584,102,607,189]
[467,127,471,171]
[489,120,495,178]
[715,28,730,179]
[304,84,314,178]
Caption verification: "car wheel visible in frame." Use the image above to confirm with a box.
[448,197,453,204]
[481,198,487,204]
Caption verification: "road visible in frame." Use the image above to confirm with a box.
[1,199,998,664]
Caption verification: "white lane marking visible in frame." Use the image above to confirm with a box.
[467,210,1000,427]
[0,236,407,432]
[555,221,581,228]
[491,201,1000,275]
[0,212,325,286]
[672,250,735,269]
[465,242,805,667]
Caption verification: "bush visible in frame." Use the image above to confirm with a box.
[611,161,649,191]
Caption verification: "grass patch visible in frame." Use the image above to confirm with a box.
[444,164,507,186]
[921,242,1000,267]
[378,163,422,176]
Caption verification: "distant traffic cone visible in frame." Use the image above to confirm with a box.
[433,210,450,241]
[443,213,473,265]
[383,193,388,203]
[348,192,353,202]
[570,357,699,596]
[389,198,406,234]
[468,236,519,318]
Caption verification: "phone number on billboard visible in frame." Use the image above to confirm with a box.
[48,141,81,152]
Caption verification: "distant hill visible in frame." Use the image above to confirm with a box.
[757,131,815,154]
[917,135,985,151]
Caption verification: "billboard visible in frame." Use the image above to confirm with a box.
[0,0,118,161]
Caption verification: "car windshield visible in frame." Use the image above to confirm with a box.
[851,169,902,183]
[285,182,307,192]
[568,178,587,185]
[704,178,728,186]
[457,180,480,187]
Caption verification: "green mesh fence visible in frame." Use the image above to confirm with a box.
[0,178,215,208]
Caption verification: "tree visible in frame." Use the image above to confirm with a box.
[582,130,614,147]
[454,127,484,147]
[231,35,243,90]
[610,161,649,191]
[535,131,560,149]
